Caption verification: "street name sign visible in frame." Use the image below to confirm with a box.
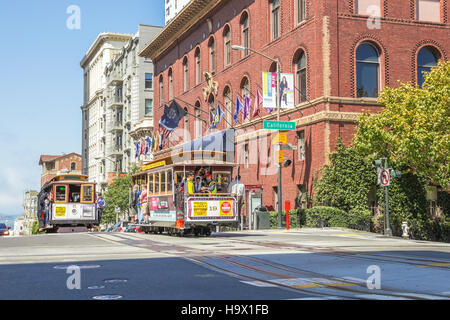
[264,120,296,131]
[280,144,298,150]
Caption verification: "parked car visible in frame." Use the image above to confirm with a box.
[111,221,129,232]
[125,224,145,233]
[0,223,11,236]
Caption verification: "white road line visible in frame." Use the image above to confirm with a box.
[287,296,341,300]
[356,294,410,300]
[240,280,279,287]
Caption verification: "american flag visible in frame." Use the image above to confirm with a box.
[159,125,173,148]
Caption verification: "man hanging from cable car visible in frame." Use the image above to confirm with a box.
[201,173,217,195]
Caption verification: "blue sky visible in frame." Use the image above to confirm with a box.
[0,1,164,215]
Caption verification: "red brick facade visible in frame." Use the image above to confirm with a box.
[142,0,449,210]
[39,153,82,187]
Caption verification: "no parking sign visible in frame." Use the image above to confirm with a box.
[379,169,390,187]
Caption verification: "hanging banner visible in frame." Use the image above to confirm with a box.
[279,73,295,109]
[262,72,277,109]
[262,72,295,109]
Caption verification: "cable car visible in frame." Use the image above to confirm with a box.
[37,173,99,233]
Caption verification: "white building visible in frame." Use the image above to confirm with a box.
[81,26,162,192]
[14,190,38,236]
[81,33,134,189]
[102,25,162,188]
[165,0,192,25]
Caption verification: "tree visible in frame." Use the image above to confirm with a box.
[355,61,450,189]
[102,173,133,225]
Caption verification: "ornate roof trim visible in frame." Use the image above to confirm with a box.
[139,0,222,61]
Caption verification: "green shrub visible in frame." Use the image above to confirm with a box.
[31,221,44,235]
[269,210,302,229]
[303,206,371,231]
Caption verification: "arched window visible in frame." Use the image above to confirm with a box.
[241,12,250,57]
[295,51,307,103]
[183,57,189,92]
[168,68,173,100]
[159,75,164,105]
[223,86,232,128]
[223,25,231,67]
[208,37,216,73]
[417,46,440,88]
[71,162,76,171]
[184,107,189,142]
[194,101,202,139]
[271,0,280,40]
[356,42,380,98]
[195,48,201,85]
[241,77,250,121]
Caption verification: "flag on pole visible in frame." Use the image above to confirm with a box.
[135,142,140,158]
[233,96,244,124]
[159,100,187,131]
[146,136,152,154]
[211,104,224,129]
[243,94,252,120]
[254,89,262,117]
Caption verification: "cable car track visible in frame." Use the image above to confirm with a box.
[89,233,449,300]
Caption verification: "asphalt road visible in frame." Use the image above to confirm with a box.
[0,228,449,301]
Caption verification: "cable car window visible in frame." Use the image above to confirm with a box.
[55,185,67,202]
[81,185,94,203]
[149,174,154,194]
[69,185,81,203]
[167,170,173,193]
[155,173,160,194]
[161,171,167,193]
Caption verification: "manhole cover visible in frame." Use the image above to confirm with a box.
[54,265,101,270]
[88,286,105,290]
[104,279,128,284]
[92,295,123,300]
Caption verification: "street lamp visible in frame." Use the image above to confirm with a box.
[232,45,283,229]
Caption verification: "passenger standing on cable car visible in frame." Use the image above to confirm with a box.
[44,192,53,229]
[201,174,217,194]
[140,184,149,224]
[136,187,143,224]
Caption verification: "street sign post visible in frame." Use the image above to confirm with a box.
[264,120,296,131]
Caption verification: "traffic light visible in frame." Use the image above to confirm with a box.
[372,160,383,168]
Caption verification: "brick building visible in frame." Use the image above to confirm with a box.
[140,0,449,211]
[39,153,82,187]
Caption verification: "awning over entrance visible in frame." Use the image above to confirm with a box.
[181,129,235,163]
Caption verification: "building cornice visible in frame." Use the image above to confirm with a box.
[139,0,222,60]
[80,33,133,68]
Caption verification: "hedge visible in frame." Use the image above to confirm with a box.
[303,206,372,231]
[269,210,302,229]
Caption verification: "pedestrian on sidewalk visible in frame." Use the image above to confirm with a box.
[96,193,106,223]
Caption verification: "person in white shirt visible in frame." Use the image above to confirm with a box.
[229,175,245,227]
